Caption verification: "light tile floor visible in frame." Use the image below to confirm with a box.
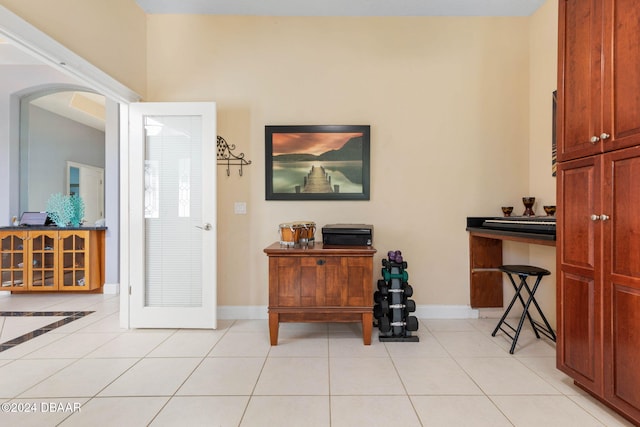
[0,293,634,427]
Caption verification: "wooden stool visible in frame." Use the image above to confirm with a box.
[492,265,556,354]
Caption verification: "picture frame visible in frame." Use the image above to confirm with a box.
[265,125,370,200]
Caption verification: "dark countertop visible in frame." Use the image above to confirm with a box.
[466,216,555,244]
[0,226,107,231]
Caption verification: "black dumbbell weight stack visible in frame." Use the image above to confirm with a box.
[374,250,419,342]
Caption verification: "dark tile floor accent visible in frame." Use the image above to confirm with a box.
[0,311,94,352]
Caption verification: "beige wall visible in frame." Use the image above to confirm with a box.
[527,0,558,325]
[146,15,542,311]
[0,0,147,96]
[2,0,559,321]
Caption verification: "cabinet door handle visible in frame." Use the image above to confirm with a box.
[600,132,610,140]
[590,135,600,144]
[316,259,325,266]
[590,214,601,221]
[600,214,610,221]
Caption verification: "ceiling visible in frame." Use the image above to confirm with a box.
[134,0,547,16]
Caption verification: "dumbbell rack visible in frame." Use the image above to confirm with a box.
[373,251,419,342]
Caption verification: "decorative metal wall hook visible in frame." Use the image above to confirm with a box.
[217,135,252,176]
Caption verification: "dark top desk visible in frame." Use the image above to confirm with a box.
[466,217,555,308]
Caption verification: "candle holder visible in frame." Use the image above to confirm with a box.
[522,197,535,216]
[501,206,514,217]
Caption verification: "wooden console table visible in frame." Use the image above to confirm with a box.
[264,242,376,345]
[466,218,555,308]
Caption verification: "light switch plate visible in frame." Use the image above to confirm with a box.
[234,202,247,214]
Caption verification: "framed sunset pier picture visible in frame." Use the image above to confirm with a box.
[265,125,370,200]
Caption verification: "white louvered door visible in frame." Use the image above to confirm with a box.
[129,102,216,328]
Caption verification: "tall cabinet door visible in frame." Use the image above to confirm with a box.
[602,146,640,419]
[601,0,640,153]
[556,155,603,394]
[557,0,603,162]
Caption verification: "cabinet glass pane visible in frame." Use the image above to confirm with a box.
[44,236,54,250]
[44,275,54,287]
[44,253,54,268]
[76,271,85,286]
[1,253,9,269]
[32,236,43,251]
[75,253,85,268]
[63,253,73,269]
[14,271,23,286]
[63,271,73,286]
[1,271,9,286]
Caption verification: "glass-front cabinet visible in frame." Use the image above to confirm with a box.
[0,228,104,292]
[1,230,27,290]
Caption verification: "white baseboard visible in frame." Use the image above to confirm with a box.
[414,305,479,319]
[217,305,268,320]
[103,283,119,294]
[216,304,478,320]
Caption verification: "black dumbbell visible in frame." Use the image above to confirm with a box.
[373,290,386,303]
[388,300,416,314]
[379,316,419,333]
[402,283,413,297]
[377,279,389,295]
[405,316,419,331]
[373,304,384,319]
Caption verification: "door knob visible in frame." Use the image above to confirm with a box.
[196,223,212,231]
[600,214,610,221]
[600,133,610,140]
[590,136,600,144]
[590,214,600,221]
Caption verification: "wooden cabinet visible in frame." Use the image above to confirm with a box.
[557,0,640,162]
[556,148,640,423]
[0,228,105,292]
[558,2,640,423]
[602,147,640,420]
[264,242,376,345]
[556,155,603,394]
